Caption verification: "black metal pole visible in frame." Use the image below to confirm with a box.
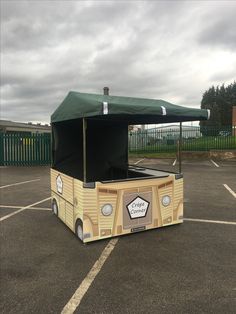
[179,122,182,173]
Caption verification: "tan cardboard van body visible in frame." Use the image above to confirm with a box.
[51,168,183,243]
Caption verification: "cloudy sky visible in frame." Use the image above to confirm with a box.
[1,0,236,124]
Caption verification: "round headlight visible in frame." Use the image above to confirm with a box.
[101,204,113,216]
[162,195,171,207]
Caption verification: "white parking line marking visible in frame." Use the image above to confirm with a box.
[61,238,118,314]
[184,218,236,225]
[0,197,51,222]
[210,159,219,168]
[134,158,145,165]
[223,184,236,198]
[172,159,177,166]
[0,205,51,211]
[28,207,51,211]
[0,178,40,189]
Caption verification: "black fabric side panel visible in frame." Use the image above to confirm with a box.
[52,118,129,181]
[86,120,128,182]
[52,120,83,180]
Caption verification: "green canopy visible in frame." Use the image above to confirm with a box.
[51,91,209,124]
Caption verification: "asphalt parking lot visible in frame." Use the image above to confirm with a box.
[0,159,236,314]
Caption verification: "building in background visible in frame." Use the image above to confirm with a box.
[129,124,201,150]
[0,120,51,135]
[147,124,200,139]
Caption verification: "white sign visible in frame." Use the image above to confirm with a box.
[127,196,149,219]
[56,175,63,194]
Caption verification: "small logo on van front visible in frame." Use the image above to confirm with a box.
[56,175,63,194]
[127,196,149,219]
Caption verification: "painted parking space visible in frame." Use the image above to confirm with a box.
[0,206,51,219]
[223,184,236,198]
[0,209,109,314]
[138,158,226,173]
[76,222,236,314]
[0,178,41,189]
[0,207,18,218]
[184,168,236,222]
[0,176,51,207]
[217,162,236,192]
[0,166,49,186]
[0,162,235,313]
[0,197,51,222]
[216,160,236,167]
[139,159,236,221]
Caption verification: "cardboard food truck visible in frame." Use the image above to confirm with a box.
[51,89,209,243]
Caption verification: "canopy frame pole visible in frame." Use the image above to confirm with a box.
[178,122,182,173]
[83,118,87,182]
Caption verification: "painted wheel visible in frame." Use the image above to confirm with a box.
[52,199,58,216]
[75,220,83,241]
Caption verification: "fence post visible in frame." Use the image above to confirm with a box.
[0,133,4,166]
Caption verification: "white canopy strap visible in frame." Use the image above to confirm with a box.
[207,109,211,120]
[161,106,167,116]
[103,102,108,115]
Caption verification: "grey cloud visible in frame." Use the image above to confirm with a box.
[1,91,63,123]
[1,1,236,123]
[210,67,236,82]
[197,8,236,50]
[1,1,135,52]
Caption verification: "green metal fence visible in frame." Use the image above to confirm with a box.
[0,133,51,166]
[129,125,236,153]
[0,126,235,166]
